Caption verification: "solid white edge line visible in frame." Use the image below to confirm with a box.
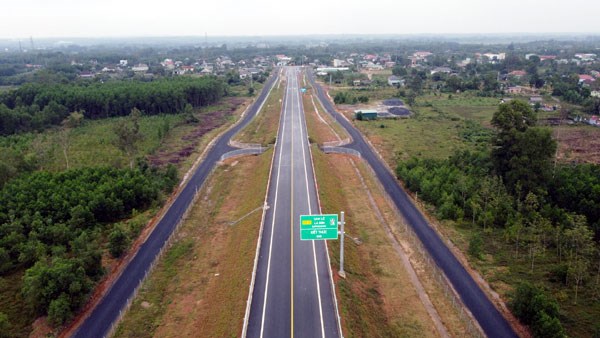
[241,70,280,338]
[306,70,345,338]
[259,69,290,338]
[295,69,326,338]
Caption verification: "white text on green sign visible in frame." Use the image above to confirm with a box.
[300,214,338,240]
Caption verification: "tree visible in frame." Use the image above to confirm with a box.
[183,103,198,124]
[491,100,556,195]
[114,108,143,169]
[108,225,128,258]
[392,65,407,76]
[408,75,423,94]
[564,216,595,304]
[584,97,600,115]
[58,111,84,170]
[47,294,72,326]
[482,73,499,92]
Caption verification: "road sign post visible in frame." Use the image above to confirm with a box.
[339,211,346,278]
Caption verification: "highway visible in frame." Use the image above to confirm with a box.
[245,67,341,338]
[307,70,518,338]
[72,70,280,338]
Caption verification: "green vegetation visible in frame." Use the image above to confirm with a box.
[0,166,177,325]
[0,76,225,135]
[394,101,599,337]
[333,91,369,104]
[510,283,565,338]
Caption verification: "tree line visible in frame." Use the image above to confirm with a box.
[0,76,226,135]
[0,165,177,325]
[396,100,599,337]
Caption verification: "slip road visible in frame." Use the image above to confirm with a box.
[245,67,341,338]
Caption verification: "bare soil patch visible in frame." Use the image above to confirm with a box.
[554,125,600,164]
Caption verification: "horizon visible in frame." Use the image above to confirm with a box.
[2,0,600,39]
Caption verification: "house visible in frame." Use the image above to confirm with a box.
[384,61,396,68]
[181,66,195,73]
[413,51,432,60]
[119,60,128,66]
[539,55,557,61]
[579,74,595,85]
[589,116,599,126]
[364,62,384,70]
[483,53,506,62]
[333,59,348,67]
[509,70,527,78]
[354,110,378,120]
[431,67,453,75]
[591,90,600,98]
[507,86,537,95]
[78,71,95,78]
[132,63,149,72]
[529,96,543,104]
[575,53,597,61]
[387,75,404,87]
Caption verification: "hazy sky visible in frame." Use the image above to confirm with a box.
[1,0,599,38]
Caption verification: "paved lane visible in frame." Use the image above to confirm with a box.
[307,70,517,338]
[246,67,341,338]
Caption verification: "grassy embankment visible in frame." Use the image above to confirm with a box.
[0,96,250,337]
[304,85,472,337]
[112,79,282,337]
[329,88,600,337]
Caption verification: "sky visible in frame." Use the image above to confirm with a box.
[1,0,599,38]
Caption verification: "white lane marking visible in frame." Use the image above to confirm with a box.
[259,71,290,338]
[294,68,326,338]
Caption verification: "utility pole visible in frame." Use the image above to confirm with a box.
[339,211,346,278]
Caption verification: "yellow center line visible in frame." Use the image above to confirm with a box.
[290,74,295,338]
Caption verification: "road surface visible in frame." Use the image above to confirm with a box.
[246,67,341,338]
[307,70,517,338]
[72,71,279,338]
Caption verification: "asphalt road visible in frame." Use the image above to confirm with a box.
[246,67,341,338]
[72,71,280,338]
[307,70,518,338]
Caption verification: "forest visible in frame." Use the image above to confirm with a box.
[0,164,177,325]
[0,76,226,135]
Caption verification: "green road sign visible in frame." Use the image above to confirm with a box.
[300,214,338,240]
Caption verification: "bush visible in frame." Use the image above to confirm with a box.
[47,294,72,327]
[108,225,128,258]
[510,282,565,338]
[468,232,484,259]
